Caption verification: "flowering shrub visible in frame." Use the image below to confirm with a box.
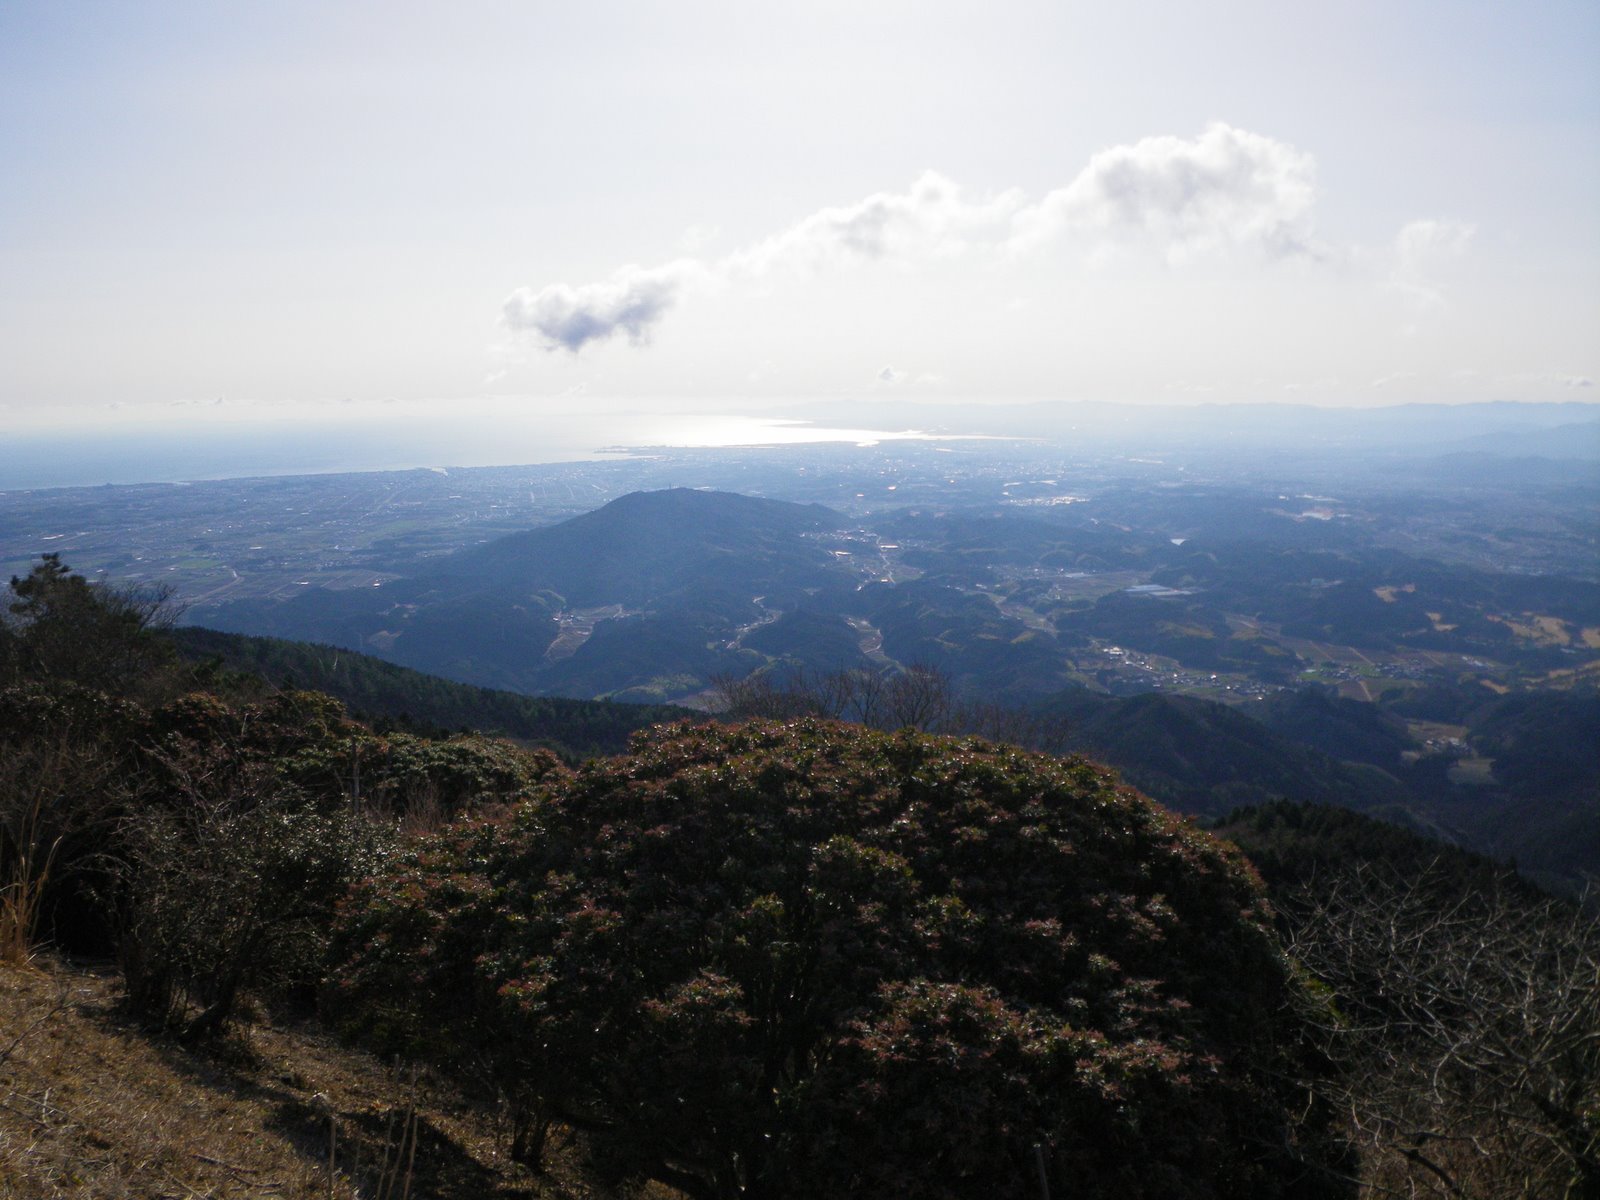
[330,719,1351,1199]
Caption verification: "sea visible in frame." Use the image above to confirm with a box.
[1,403,943,492]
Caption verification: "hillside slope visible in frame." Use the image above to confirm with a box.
[0,957,647,1199]
[198,488,853,698]
[440,487,844,609]
[171,626,691,759]
[1039,689,1418,821]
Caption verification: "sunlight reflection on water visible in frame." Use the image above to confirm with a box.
[1,406,960,490]
[617,414,939,450]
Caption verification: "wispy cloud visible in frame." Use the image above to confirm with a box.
[499,173,1019,352]
[1387,218,1474,313]
[1497,371,1594,390]
[677,224,722,254]
[726,171,1020,278]
[500,124,1370,354]
[1371,371,1417,390]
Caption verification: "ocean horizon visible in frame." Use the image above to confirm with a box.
[1,408,942,492]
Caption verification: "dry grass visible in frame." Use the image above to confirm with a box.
[1372,584,1415,603]
[1488,611,1574,646]
[0,854,53,970]
[1542,657,1600,687]
[0,770,63,969]
[0,957,673,1200]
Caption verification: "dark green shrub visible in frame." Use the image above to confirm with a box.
[119,773,391,1039]
[277,729,564,819]
[146,689,562,822]
[3,554,184,698]
[330,719,1353,1199]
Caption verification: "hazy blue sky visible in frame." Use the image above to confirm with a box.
[2,0,1597,437]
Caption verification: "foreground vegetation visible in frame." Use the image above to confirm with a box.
[3,558,1596,1198]
[330,718,1350,1199]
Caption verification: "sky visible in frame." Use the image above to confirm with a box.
[2,0,1598,444]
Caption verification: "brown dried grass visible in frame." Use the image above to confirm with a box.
[0,956,673,1199]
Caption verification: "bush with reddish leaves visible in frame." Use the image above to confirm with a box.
[329,719,1352,1200]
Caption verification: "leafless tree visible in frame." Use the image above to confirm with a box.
[1282,861,1599,1199]
[708,670,822,721]
[879,663,953,732]
[945,698,1072,756]
[714,663,955,732]
[711,662,1071,756]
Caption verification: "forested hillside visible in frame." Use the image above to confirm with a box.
[170,625,692,760]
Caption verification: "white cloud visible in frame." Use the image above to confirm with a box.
[502,173,1019,355]
[499,125,1413,359]
[1371,371,1416,389]
[877,365,905,385]
[1010,123,1319,261]
[1281,377,1343,394]
[501,260,705,352]
[1497,371,1594,390]
[1388,218,1475,311]
[726,170,1020,279]
[1395,219,1474,274]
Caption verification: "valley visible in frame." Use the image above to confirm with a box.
[5,431,1594,892]
[6,439,1594,709]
